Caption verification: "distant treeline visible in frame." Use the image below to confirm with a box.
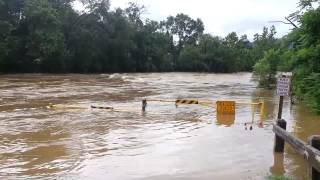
[0,0,279,73]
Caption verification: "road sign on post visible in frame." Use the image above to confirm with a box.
[277,77,291,96]
[276,74,291,119]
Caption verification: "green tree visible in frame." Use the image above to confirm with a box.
[254,49,281,88]
[254,0,320,113]
[163,13,204,66]
[177,45,207,71]
[22,0,67,72]
[0,0,24,72]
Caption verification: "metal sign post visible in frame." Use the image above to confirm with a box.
[276,74,291,119]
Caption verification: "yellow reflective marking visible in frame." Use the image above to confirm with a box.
[48,104,89,110]
[175,100,199,104]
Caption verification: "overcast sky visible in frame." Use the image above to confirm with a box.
[74,0,300,39]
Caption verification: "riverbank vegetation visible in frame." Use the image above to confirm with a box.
[254,0,320,113]
[0,0,277,73]
[268,175,290,180]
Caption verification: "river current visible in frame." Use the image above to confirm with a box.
[0,73,319,180]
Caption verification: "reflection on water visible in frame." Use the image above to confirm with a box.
[216,114,235,127]
[0,73,319,179]
[270,153,285,176]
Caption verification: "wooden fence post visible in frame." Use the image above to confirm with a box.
[309,136,320,180]
[277,96,284,119]
[273,121,320,179]
[274,119,287,153]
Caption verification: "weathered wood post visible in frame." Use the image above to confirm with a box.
[277,96,284,120]
[274,119,287,153]
[309,135,320,180]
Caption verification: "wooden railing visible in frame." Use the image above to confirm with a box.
[273,119,320,180]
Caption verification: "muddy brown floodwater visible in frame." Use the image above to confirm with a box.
[0,73,319,180]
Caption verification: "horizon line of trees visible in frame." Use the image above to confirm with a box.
[0,0,279,73]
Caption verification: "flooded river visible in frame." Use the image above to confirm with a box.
[0,73,319,180]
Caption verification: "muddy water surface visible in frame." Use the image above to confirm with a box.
[0,73,319,180]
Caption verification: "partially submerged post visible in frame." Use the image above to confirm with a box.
[142,99,147,111]
[309,136,320,180]
[259,100,265,128]
[274,119,287,153]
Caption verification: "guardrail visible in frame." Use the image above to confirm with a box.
[273,119,320,180]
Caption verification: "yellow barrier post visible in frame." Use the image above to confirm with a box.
[252,104,256,130]
[260,100,265,119]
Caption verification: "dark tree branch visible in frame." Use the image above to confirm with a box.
[269,17,298,29]
[285,17,298,28]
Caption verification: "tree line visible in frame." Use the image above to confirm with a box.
[1,0,319,112]
[254,0,320,113]
[0,0,278,73]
